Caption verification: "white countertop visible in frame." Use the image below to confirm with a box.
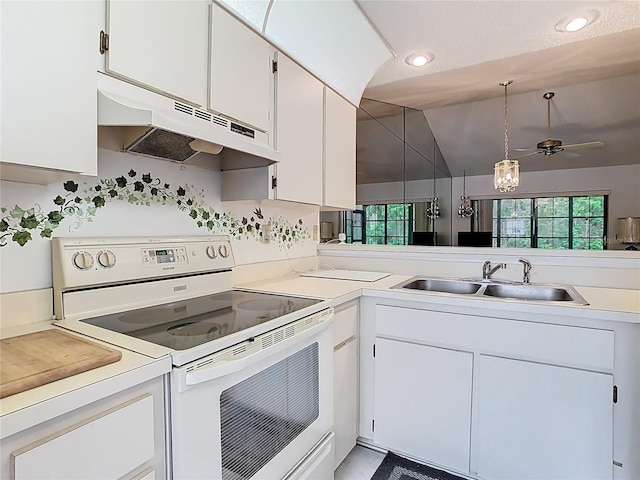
[236,271,640,324]
[0,321,171,438]
[2,270,637,436]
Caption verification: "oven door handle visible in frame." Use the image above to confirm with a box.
[185,318,332,386]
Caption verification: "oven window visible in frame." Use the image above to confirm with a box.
[220,343,320,480]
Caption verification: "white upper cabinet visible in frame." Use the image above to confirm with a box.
[209,3,275,133]
[323,88,356,210]
[274,53,324,205]
[105,0,209,107]
[0,1,101,183]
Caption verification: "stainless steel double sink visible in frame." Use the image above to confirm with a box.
[392,277,589,305]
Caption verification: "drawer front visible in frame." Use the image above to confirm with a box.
[11,395,155,480]
[333,302,358,347]
[376,305,614,370]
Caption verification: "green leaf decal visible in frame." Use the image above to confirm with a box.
[13,231,32,246]
[47,211,64,224]
[20,215,39,229]
[10,206,24,219]
[63,181,79,193]
[1,169,310,249]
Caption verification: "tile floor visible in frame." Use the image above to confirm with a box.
[335,445,385,480]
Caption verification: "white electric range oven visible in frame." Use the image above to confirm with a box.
[53,236,335,480]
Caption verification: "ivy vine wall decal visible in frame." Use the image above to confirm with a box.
[0,169,310,248]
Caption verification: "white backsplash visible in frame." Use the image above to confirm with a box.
[0,149,319,294]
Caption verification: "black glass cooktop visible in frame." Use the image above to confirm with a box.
[81,290,322,350]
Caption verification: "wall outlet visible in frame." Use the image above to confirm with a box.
[313,225,319,241]
[261,223,271,244]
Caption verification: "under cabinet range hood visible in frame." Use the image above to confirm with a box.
[97,73,279,168]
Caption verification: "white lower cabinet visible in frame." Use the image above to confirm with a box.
[373,338,472,473]
[361,301,616,480]
[1,377,166,480]
[11,395,155,480]
[475,355,613,480]
[332,301,359,469]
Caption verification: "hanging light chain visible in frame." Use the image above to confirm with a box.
[501,80,512,160]
[494,80,519,193]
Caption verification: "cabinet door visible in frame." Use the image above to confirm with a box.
[106,0,208,106]
[11,395,155,480]
[209,3,275,133]
[275,54,324,205]
[0,0,99,178]
[323,88,356,210]
[475,355,613,480]
[373,338,473,474]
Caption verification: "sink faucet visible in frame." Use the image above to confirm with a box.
[519,258,532,284]
[482,261,506,280]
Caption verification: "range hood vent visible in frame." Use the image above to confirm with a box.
[97,73,279,168]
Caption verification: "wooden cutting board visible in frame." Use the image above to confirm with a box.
[0,329,122,399]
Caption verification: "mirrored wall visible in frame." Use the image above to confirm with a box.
[321,98,452,245]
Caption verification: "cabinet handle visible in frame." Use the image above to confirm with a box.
[613,385,618,403]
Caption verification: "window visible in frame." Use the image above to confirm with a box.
[346,204,413,245]
[490,194,607,250]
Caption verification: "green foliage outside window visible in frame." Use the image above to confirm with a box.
[493,195,606,250]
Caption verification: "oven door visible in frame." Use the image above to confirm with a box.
[170,309,334,480]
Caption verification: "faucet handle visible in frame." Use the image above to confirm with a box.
[518,258,532,283]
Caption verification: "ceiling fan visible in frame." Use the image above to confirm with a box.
[516,91,605,159]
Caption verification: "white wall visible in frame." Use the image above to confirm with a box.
[450,164,640,248]
[0,149,319,294]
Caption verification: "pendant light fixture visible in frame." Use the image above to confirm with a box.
[457,170,474,218]
[494,80,520,192]
[426,152,440,220]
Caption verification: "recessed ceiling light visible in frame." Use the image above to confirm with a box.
[405,52,435,67]
[555,10,599,32]
[565,17,588,32]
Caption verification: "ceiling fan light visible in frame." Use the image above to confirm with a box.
[494,159,520,193]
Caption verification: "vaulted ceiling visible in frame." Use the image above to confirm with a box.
[356,0,640,180]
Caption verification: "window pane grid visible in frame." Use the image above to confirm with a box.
[492,195,606,250]
[361,203,412,245]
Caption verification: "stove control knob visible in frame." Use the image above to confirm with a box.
[218,244,229,258]
[97,250,116,268]
[205,245,217,259]
[72,251,94,270]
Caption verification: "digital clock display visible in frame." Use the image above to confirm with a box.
[155,249,174,263]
